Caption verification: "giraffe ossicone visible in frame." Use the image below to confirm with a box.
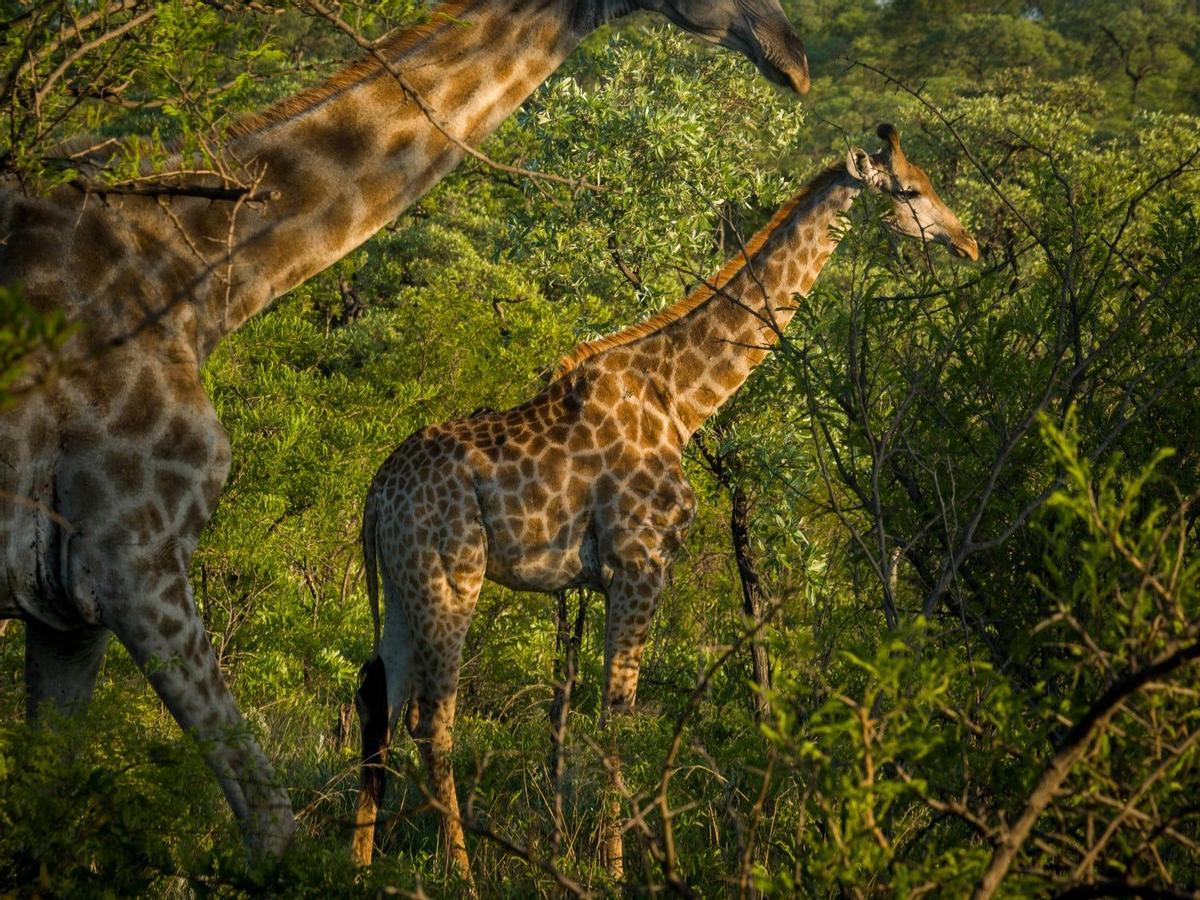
[0,0,808,861]
[353,123,978,877]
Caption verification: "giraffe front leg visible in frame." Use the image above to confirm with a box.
[107,566,295,860]
[407,595,477,887]
[24,620,111,720]
[599,565,667,881]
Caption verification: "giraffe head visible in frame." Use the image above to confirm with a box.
[847,123,979,261]
[632,0,810,93]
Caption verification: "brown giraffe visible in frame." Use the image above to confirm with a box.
[0,0,808,859]
[354,124,978,876]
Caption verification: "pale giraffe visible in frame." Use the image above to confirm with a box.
[0,0,809,859]
[354,124,978,876]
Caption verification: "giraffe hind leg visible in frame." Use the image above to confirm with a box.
[405,548,484,883]
[410,662,472,882]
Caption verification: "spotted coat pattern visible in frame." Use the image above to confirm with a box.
[354,132,979,876]
[0,0,812,861]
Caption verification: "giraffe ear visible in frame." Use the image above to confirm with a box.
[846,146,880,187]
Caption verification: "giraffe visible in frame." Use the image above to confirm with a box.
[354,123,978,876]
[0,0,809,860]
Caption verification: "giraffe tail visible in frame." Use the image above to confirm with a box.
[354,487,386,866]
[362,489,381,655]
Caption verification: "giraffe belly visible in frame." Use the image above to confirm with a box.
[482,516,600,594]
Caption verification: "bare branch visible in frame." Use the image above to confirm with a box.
[973,638,1200,899]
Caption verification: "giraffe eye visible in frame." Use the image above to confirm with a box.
[896,187,920,200]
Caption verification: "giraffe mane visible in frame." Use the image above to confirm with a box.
[552,163,847,380]
[226,0,476,140]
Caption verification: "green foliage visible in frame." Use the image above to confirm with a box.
[509,28,805,324]
[0,284,72,404]
[0,704,222,896]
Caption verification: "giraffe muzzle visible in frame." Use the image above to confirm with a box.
[725,13,810,94]
[951,233,980,261]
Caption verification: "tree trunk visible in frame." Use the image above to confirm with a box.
[549,589,586,857]
[731,487,771,723]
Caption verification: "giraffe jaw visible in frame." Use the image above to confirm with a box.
[621,0,811,95]
[749,25,810,94]
[721,13,810,94]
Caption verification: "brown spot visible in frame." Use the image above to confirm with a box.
[604,443,624,470]
[566,428,591,453]
[562,388,583,416]
[625,470,653,497]
[104,451,144,492]
[63,423,103,453]
[642,412,663,446]
[168,579,191,610]
[322,200,356,252]
[181,500,209,537]
[595,473,617,499]
[595,417,620,446]
[386,127,416,157]
[675,351,703,387]
[310,109,377,169]
[153,415,209,467]
[440,77,478,115]
[576,450,603,475]
[541,446,567,483]
[496,464,520,492]
[568,480,592,508]
[155,469,193,514]
[71,210,128,276]
[491,54,516,84]
[714,360,743,390]
[129,502,166,542]
[68,470,106,512]
[112,369,162,437]
[158,615,184,639]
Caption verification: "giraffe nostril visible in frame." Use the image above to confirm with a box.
[953,236,979,261]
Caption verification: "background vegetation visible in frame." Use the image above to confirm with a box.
[3,0,1200,895]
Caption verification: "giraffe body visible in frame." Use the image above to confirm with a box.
[355,125,978,874]
[0,0,808,859]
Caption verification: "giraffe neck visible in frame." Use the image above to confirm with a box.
[645,164,861,436]
[189,0,601,359]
